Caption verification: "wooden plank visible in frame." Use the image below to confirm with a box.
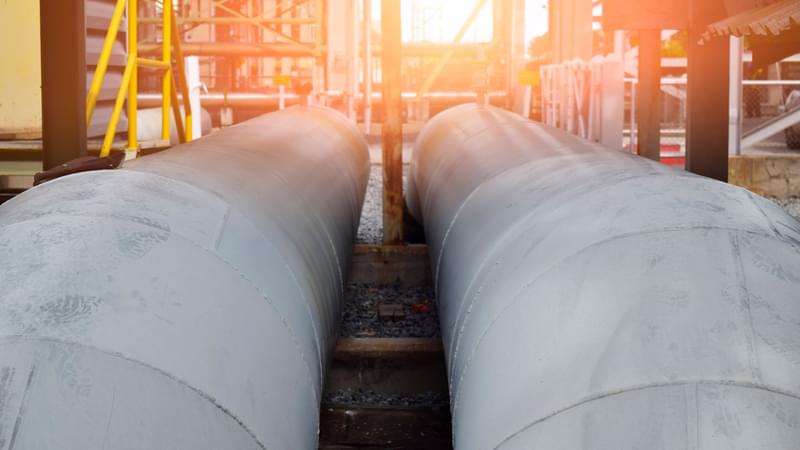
[323,338,450,448]
[0,162,42,177]
[327,338,447,398]
[333,337,443,361]
[381,0,404,244]
[319,406,452,450]
[348,244,432,287]
[0,139,170,159]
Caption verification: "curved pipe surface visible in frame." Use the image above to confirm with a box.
[0,106,369,449]
[408,104,800,449]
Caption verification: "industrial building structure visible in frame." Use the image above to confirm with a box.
[1,0,800,449]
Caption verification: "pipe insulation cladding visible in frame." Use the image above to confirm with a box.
[0,106,369,449]
[407,104,800,450]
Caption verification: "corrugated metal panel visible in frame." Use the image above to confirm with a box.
[0,1,128,140]
[0,1,42,138]
[86,0,128,138]
[706,0,800,40]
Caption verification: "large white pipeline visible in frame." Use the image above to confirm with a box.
[408,104,800,449]
[0,106,369,449]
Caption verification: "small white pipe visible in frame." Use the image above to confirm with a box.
[729,36,743,156]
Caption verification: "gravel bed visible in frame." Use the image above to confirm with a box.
[323,388,448,408]
[356,166,383,244]
[340,283,439,338]
[356,164,411,244]
[772,197,800,222]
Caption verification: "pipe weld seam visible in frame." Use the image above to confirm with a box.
[493,379,800,449]
[0,335,268,450]
[129,163,347,296]
[1,212,323,414]
[441,171,718,378]
[450,225,799,414]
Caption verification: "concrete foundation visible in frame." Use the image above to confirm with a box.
[730,154,800,198]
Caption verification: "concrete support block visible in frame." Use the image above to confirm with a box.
[729,155,800,198]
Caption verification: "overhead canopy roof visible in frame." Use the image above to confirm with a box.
[704,0,800,69]
[704,0,800,40]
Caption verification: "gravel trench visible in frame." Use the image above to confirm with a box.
[340,283,439,338]
[323,389,448,408]
[356,164,410,245]
[772,197,800,222]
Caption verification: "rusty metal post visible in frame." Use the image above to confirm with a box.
[381,0,403,244]
[39,0,87,169]
[637,29,662,161]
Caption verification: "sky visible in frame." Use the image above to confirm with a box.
[371,0,550,44]
[525,0,549,43]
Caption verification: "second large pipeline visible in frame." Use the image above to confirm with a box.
[408,104,800,449]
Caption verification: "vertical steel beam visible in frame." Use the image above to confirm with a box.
[363,0,373,133]
[128,0,139,152]
[548,0,592,63]
[686,0,729,181]
[347,0,359,121]
[637,30,662,161]
[162,0,173,141]
[39,0,87,169]
[381,0,404,244]
[496,0,526,112]
[509,0,527,113]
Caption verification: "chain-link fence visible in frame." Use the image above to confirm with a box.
[742,80,800,150]
[624,78,800,160]
[623,78,687,162]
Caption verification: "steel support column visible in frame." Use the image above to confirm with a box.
[347,0,359,121]
[548,0,593,63]
[381,0,403,244]
[686,0,730,181]
[39,0,87,169]
[363,0,373,133]
[637,30,662,161]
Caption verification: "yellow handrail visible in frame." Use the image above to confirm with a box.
[101,53,136,155]
[127,0,138,152]
[88,0,191,157]
[170,73,186,143]
[171,7,192,140]
[161,0,172,143]
[137,58,171,70]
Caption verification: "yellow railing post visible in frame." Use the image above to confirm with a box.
[127,0,138,151]
[170,73,186,143]
[161,0,172,142]
[90,0,184,155]
[171,7,192,142]
[86,0,127,126]
[100,54,135,157]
